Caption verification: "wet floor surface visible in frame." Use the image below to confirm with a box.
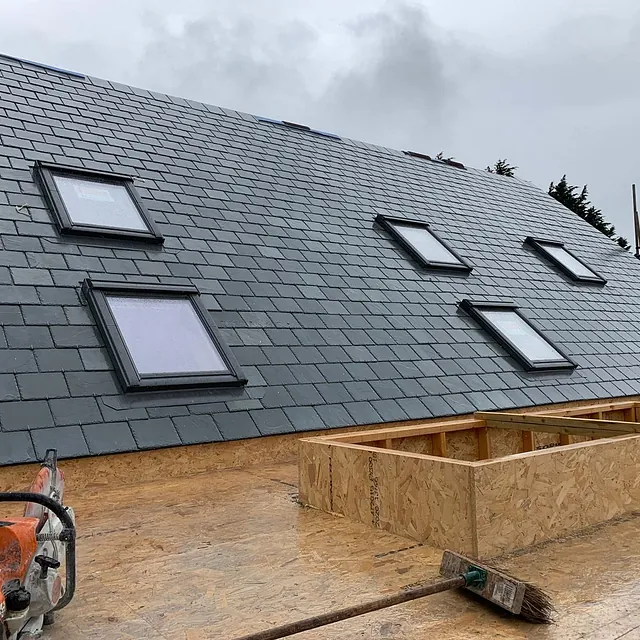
[34,461,640,639]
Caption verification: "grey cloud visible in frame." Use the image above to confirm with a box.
[134,12,315,118]
[310,5,455,150]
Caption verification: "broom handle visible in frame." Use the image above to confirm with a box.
[233,575,466,640]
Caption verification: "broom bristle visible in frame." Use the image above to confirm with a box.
[520,582,556,624]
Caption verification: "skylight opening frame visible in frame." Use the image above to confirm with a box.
[82,280,247,392]
[524,237,606,285]
[376,214,472,273]
[34,161,164,244]
[459,299,577,372]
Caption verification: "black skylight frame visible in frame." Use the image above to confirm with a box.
[459,299,577,372]
[82,280,247,392]
[34,161,164,244]
[524,237,606,285]
[376,214,472,273]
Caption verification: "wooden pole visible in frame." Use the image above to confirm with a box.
[633,184,640,259]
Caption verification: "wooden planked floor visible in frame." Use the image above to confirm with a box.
[16,459,640,640]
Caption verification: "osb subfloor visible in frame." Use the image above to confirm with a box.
[25,460,640,640]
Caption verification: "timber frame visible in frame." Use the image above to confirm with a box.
[299,397,640,558]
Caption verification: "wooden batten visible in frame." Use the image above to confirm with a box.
[432,432,447,457]
[476,427,491,460]
[522,430,534,452]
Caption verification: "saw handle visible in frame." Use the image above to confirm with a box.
[0,492,76,612]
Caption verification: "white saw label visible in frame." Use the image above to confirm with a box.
[492,581,517,608]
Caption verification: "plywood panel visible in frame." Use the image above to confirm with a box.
[444,429,478,461]
[298,439,333,513]
[602,409,629,422]
[0,431,316,495]
[304,442,476,554]
[488,428,523,457]
[393,435,433,456]
[473,435,640,557]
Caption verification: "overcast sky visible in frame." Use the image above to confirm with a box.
[2,0,639,241]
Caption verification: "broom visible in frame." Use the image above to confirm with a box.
[233,550,555,640]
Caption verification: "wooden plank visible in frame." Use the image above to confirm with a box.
[476,412,640,435]
[488,420,629,438]
[477,427,491,460]
[432,432,447,457]
[531,400,637,417]
[522,431,534,452]
[324,419,485,444]
[559,434,571,446]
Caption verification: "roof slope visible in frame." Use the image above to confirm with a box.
[1,54,639,465]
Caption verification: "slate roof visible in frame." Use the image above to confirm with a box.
[1,53,640,466]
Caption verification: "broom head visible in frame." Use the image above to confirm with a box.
[439,550,556,624]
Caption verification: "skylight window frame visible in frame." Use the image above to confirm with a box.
[459,299,577,372]
[524,237,606,285]
[82,280,247,392]
[34,161,164,244]
[376,214,472,273]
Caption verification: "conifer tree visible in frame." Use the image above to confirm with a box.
[548,176,629,250]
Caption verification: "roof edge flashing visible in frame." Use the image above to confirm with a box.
[0,52,85,79]
[255,116,342,141]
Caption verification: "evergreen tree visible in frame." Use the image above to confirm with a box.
[487,159,517,177]
[548,176,629,250]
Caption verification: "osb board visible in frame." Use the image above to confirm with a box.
[473,434,640,557]
[298,439,333,513]
[533,432,560,448]
[38,454,640,640]
[443,429,478,461]
[488,427,523,457]
[301,442,476,553]
[601,409,627,421]
[0,431,319,496]
[392,435,433,456]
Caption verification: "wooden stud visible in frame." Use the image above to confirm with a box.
[477,427,491,460]
[559,434,571,446]
[522,431,534,452]
[384,439,394,449]
[432,432,447,457]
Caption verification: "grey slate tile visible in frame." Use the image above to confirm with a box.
[49,397,102,425]
[173,414,223,445]
[83,422,137,455]
[0,375,19,401]
[0,431,36,465]
[0,400,54,431]
[213,411,260,440]
[17,372,69,400]
[31,425,89,459]
[283,406,324,432]
[315,404,354,428]
[129,417,181,449]
[250,408,293,436]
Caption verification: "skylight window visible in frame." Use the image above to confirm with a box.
[459,300,576,371]
[376,214,472,272]
[35,162,163,243]
[524,237,606,284]
[83,280,246,391]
